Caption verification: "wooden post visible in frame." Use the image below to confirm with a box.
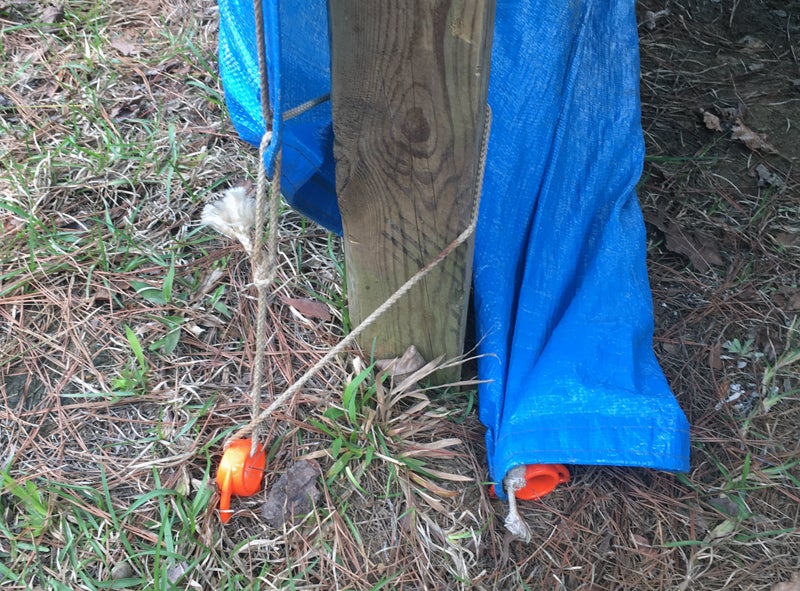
[328,1,495,382]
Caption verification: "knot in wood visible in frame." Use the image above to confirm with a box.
[400,106,431,143]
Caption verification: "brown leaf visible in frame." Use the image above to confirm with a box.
[660,341,681,357]
[755,164,785,189]
[789,292,800,311]
[663,221,724,272]
[375,344,427,377]
[709,495,739,518]
[777,287,800,311]
[772,572,800,591]
[772,232,800,248]
[196,268,226,297]
[110,36,139,56]
[739,35,766,52]
[166,561,189,585]
[109,100,142,121]
[40,4,64,24]
[110,562,134,580]
[642,9,669,31]
[281,296,332,322]
[702,110,722,132]
[708,342,723,371]
[732,119,777,153]
[630,533,657,558]
[261,460,321,528]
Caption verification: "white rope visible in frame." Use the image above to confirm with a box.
[503,466,532,542]
[245,0,276,456]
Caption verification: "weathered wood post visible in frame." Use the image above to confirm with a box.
[328,1,495,382]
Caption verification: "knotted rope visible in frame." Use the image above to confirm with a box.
[241,0,278,455]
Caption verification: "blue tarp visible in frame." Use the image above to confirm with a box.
[217,0,690,499]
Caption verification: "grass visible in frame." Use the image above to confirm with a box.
[1,0,799,589]
[1,2,487,588]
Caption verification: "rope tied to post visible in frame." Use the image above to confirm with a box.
[223,105,492,451]
[241,0,279,457]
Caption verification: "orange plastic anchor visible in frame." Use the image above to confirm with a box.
[490,464,571,500]
[216,439,266,523]
[514,464,570,500]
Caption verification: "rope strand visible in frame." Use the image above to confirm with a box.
[246,0,277,456]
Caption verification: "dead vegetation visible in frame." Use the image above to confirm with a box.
[1,0,798,589]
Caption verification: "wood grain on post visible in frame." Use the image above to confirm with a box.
[328,1,495,383]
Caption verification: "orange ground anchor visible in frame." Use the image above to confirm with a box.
[491,464,571,500]
[216,439,266,523]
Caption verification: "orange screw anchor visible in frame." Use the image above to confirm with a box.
[216,439,266,523]
[490,464,571,500]
[514,464,570,500]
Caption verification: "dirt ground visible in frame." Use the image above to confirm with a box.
[1,1,798,590]
[634,1,800,588]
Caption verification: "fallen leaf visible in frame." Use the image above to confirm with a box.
[772,572,800,591]
[779,288,800,311]
[1,212,25,235]
[663,222,724,272]
[772,232,800,248]
[708,342,723,371]
[660,341,681,357]
[755,164,785,189]
[261,460,321,528]
[702,110,722,132]
[166,561,189,585]
[186,323,205,337]
[109,100,142,121]
[630,533,657,558]
[196,268,226,297]
[110,562,134,580]
[281,296,332,322]
[732,119,777,153]
[642,9,669,31]
[739,35,766,52]
[110,36,139,56]
[375,344,427,377]
[709,495,739,518]
[40,4,64,24]
[708,518,737,540]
